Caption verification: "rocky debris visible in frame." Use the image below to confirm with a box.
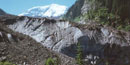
[0,24,77,65]
[0,15,130,65]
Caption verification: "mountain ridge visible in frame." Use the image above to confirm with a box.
[19,4,67,18]
[0,8,6,15]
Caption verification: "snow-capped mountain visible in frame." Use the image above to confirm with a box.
[19,4,67,18]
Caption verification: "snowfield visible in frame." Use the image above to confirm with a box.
[19,4,67,17]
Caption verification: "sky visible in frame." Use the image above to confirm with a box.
[0,0,76,15]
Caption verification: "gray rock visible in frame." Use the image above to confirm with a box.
[0,23,77,65]
[4,16,129,58]
[0,56,6,61]
[1,15,130,65]
[8,17,83,53]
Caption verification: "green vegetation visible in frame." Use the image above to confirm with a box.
[124,25,130,31]
[85,7,120,24]
[74,16,81,22]
[0,61,15,65]
[117,25,123,30]
[82,6,130,31]
[67,0,130,31]
[45,58,58,65]
[88,0,130,31]
[105,61,109,65]
[76,43,83,65]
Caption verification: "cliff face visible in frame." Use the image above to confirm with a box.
[65,0,85,20]
[0,15,130,65]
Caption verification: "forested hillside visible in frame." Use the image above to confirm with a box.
[65,0,130,31]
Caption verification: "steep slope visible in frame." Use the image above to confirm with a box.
[19,4,67,18]
[65,0,130,30]
[65,0,85,20]
[0,8,6,15]
[0,15,130,65]
[0,23,77,65]
[66,0,130,20]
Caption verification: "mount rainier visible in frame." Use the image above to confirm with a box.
[19,4,67,18]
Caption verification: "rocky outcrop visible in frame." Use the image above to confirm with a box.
[7,16,83,53]
[65,0,85,20]
[65,0,91,20]
[0,15,130,65]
